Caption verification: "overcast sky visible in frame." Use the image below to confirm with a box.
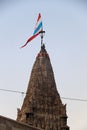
[0,1,87,130]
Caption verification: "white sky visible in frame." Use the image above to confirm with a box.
[0,1,87,130]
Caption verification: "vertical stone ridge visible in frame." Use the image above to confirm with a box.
[17,45,69,130]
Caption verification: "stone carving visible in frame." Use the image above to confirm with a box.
[17,45,69,130]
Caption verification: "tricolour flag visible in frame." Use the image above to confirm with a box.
[21,13,43,48]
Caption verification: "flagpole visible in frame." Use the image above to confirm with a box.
[40,31,45,46]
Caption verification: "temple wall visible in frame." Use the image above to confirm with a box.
[0,115,41,130]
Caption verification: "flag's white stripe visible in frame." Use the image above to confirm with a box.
[34,17,42,30]
[33,21,42,35]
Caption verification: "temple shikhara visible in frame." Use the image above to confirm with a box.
[17,44,69,130]
[0,44,70,130]
[0,14,70,130]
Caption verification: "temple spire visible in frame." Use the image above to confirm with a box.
[17,45,69,130]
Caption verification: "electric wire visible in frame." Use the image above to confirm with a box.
[0,88,87,102]
[0,88,25,94]
[61,97,87,102]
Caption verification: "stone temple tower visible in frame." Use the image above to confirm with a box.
[17,44,69,130]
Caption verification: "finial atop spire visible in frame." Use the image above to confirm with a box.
[41,43,46,52]
[36,43,49,59]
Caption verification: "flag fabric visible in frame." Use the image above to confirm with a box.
[33,13,43,35]
[21,13,43,48]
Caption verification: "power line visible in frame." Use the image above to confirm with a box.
[0,88,87,102]
[0,88,25,94]
[61,97,87,102]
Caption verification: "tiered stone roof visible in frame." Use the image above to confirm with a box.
[17,45,69,130]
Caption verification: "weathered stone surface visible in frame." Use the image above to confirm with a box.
[0,115,41,130]
[17,45,69,130]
